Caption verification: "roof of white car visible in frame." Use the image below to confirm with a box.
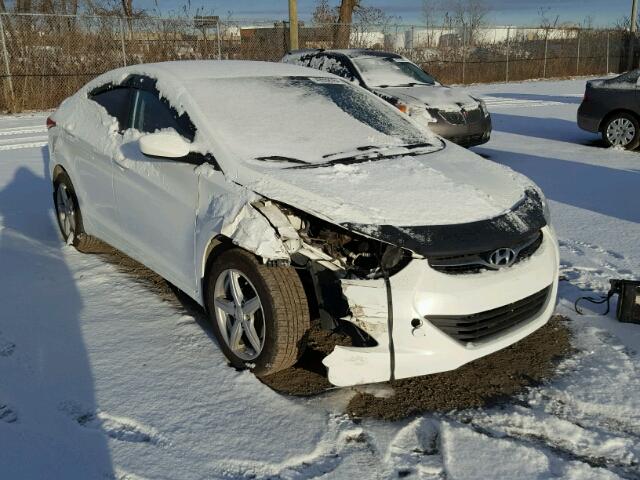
[98,60,335,83]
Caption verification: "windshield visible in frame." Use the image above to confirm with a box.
[186,76,438,165]
[353,57,437,87]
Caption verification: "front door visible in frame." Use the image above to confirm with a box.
[113,84,199,296]
[71,86,131,239]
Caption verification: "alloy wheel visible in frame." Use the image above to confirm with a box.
[213,269,266,361]
[606,118,636,147]
[55,183,76,239]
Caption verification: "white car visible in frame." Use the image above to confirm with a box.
[48,61,559,387]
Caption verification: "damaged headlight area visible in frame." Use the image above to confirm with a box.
[255,200,413,279]
[298,217,413,279]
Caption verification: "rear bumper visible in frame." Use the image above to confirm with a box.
[323,226,560,387]
[577,103,602,133]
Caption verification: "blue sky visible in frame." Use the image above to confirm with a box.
[138,0,631,27]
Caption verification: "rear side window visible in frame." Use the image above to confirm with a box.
[89,87,131,130]
[130,89,195,141]
[322,56,354,80]
[610,70,640,85]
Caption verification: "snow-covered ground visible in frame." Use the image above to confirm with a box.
[1,78,639,479]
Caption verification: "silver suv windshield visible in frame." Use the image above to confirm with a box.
[187,76,441,165]
[353,57,437,87]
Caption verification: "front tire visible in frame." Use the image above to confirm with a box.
[602,113,640,150]
[205,248,310,376]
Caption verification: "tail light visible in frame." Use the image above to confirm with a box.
[46,116,56,129]
[583,90,590,102]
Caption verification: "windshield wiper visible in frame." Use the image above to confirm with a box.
[289,141,444,169]
[376,82,433,88]
[323,142,435,161]
[322,145,384,159]
[254,155,310,165]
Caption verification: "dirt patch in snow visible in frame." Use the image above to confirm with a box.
[95,243,572,419]
[346,315,572,421]
[262,315,572,420]
[259,323,352,395]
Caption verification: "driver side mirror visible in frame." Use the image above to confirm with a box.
[139,131,190,159]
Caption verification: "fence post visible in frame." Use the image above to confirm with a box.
[505,26,510,82]
[462,25,466,84]
[606,31,610,73]
[0,14,15,111]
[119,17,127,67]
[543,28,549,78]
[576,29,581,75]
[410,25,414,59]
[216,19,222,60]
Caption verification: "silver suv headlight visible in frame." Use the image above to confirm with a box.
[397,100,437,124]
[478,99,490,118]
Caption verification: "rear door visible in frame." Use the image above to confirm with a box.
[112,77,200,296]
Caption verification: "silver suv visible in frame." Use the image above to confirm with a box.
[282,49,492,147]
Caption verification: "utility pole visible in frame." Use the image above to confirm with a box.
[629,0,638,69]
[288,0,299,51]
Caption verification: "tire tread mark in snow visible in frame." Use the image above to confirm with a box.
[0,333,15,357]
[457,418,640,480]
[0,404,17,423]
[59,402,163,446]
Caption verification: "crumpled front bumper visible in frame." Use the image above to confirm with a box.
[322,226,560,387]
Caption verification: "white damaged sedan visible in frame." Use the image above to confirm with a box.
[48,61,559,387]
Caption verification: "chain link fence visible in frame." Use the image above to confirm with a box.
[0,12,634,112]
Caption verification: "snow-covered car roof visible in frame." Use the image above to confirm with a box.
[285,49,404,60]
[87,60,335,87]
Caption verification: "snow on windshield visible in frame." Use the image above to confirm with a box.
[353,57,436,87]
[185,76,437,164]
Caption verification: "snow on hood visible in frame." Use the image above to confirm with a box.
[373,85,479,111]
[240,142,533,227]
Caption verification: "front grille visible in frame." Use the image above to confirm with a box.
[439,110,465,125]
[429,231,543,275]
[427,286,551,344]
[435,108,483,125]
[465,108,483,123]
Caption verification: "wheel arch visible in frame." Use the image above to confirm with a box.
[599,109,640,132]
[200,234,235,307]
[52,164,68,182]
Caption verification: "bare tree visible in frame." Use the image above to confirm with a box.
[335,0,359,48]
[311,0,337,24]
[451,0,489,45]
[16,0,32,11]
[121,0,132,17]
[538,6,560,29]
[421,0,442,47]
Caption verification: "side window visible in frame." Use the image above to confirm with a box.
[89,87,131,130]
[323,56,356,82]
[130,89,195,141]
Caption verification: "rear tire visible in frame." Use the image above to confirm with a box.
[602,113,640,150]
[205,248,310,376]
[53,171,107,253]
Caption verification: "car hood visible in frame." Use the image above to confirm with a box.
[238,143,538,230]
[371,84,479,110]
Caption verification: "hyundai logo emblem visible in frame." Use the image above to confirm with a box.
[488,248,517,268]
